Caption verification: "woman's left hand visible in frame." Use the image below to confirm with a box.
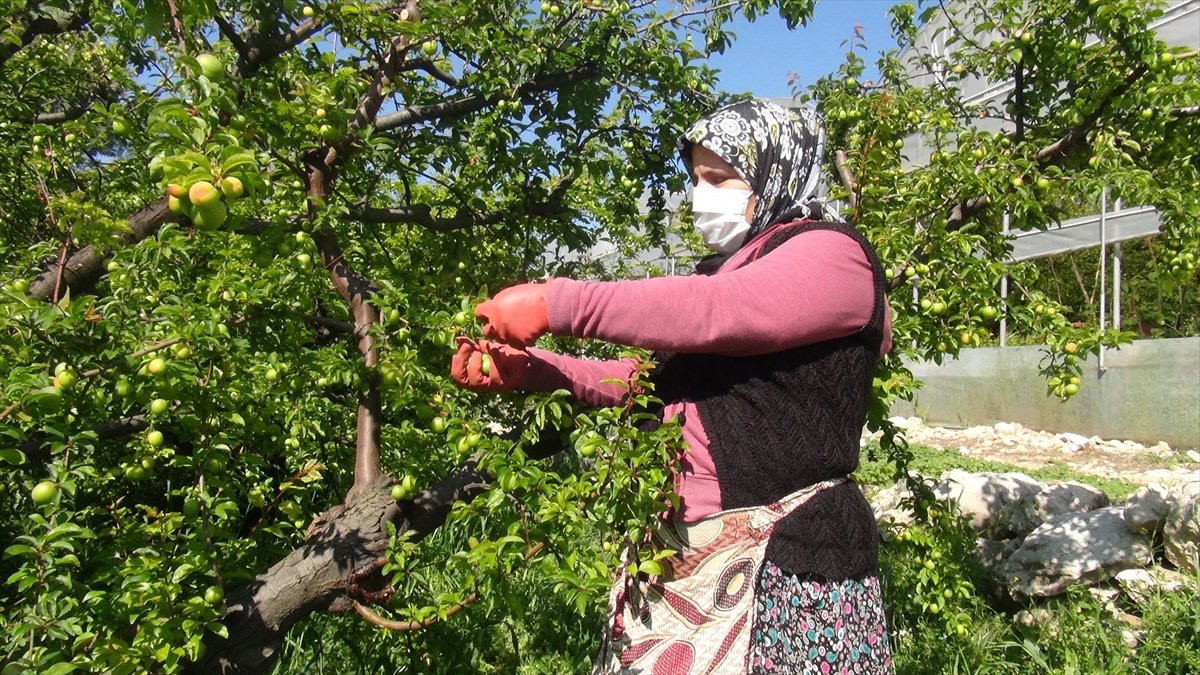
[474,282,549,347]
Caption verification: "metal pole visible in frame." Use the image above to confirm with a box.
[1000,211,1009,347]
[1099,187,1108,374]
[912,283,919,350]
[1113,242,1122,332]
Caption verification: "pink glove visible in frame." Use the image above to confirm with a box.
[474,282,549,348]
[450,337,529,392]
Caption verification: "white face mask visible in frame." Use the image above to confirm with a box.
[690,183,753,253]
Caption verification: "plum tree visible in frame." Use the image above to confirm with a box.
[0,0,1194,673]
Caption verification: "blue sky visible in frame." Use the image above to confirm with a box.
[706,0,901,98]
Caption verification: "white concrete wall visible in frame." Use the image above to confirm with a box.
[892,337,1200,450]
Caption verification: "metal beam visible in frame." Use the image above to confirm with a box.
[1007,206,1161,262]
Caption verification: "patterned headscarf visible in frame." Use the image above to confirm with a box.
[678,99,830,245]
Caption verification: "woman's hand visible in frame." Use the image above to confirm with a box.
[450,337,529,392]
[474,283,549,347]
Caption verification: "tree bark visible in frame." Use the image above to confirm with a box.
[187,459,491,675]
[27,197,180,302]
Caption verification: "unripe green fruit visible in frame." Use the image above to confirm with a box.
[146,430,164,447]
[192,201,228,231]
[296,253,312,266]
[315,108,326,119]
[167,195,188,214]
[150,398,169,415]
[115,379,132,397]
[1064,383,1079,395]
[53,369,77,390]
[112,119,131,135]
[431,416,446,433]
[64,133,76,143]
[125,465,147,481]
[421,41,438,56]
[167,183,188,198]
[195,53,225,81]
[147,357,167,375]
[302,5,315,17]
[265,368,279,382]
[203,585,224,605]
[220,176,244,199]
[188,181,221,207]
[31,480,59,505]
[480,354,491,376]
[183,498,201,518]
[390,484,408,501]
[141,456,156,470]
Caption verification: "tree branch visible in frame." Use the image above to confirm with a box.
[351,176,576,232]
[35,104,91,125]
[353,204,507,232]
[944,61,1152,232]
[164,0,190,52]
[28,197,183,302]
[238,18,325,77]
[0,7,90,68]
[186,459,494,675]
[834,149,858,212]
[18,415,149,465]
[401,58,460,87]
[213,14,247,57]
[374,64,601,132]
[1170,104,1199,118]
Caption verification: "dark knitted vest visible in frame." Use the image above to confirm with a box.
[650,220,887,581]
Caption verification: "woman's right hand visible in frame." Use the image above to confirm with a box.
[450,337,529,393]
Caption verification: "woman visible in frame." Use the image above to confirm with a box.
[451,99,894,674]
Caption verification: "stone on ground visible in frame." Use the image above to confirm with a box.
[999,506,1153,597]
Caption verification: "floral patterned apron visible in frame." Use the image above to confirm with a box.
[594,478,848,675]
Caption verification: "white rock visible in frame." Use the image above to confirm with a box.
[935,469,1045,537]
[1163,480,1200,573]
[889,416,921,429]
[1056,432,1092,453]
[975,537,1021,572]
[994,422,1020,435]
[1150,441,1173,456]
[869,481,916,526]
[1122,484,1174,535]
[1007,481,1110,537]
[1187,449,1200,464]
[1114,567,1194,606]
[998,507,1153,597]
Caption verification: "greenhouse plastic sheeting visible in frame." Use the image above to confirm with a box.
[1008,206,1162,262]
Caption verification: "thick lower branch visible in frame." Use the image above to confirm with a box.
[28,197,181,302]
[186,460,492,675]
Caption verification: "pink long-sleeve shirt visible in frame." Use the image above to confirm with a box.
[523,222,892,522]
